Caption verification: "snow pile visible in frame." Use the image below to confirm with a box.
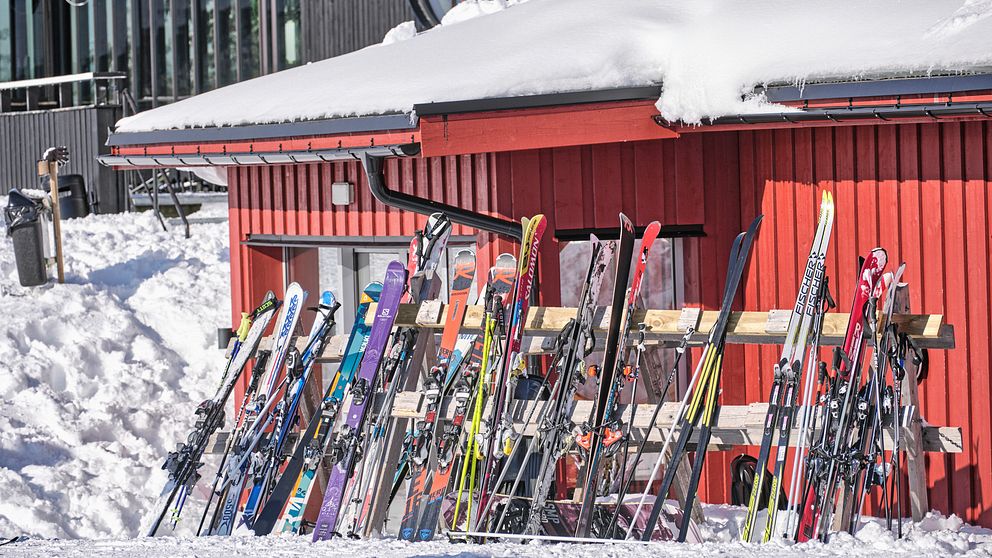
[0,202,231,539]
[381,0,529,45]
[440,0,529,26]
[381,21,417,45]
[114,0,992,133]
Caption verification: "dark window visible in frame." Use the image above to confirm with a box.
[215,0,235,86]
[195,0,213,92]
[174,0,192,97]
[0,0,11,82]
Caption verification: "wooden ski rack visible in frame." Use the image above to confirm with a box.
[224,300,954,531]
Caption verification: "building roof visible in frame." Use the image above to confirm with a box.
[112,0,992,137]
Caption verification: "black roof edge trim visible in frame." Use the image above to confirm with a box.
[106,113,418,147]
[759,73,992,103]
[555,224,705,242]
[244,233,477,248]
[414,85,663,116]
[680,102,992,127]
[415,74,992,119]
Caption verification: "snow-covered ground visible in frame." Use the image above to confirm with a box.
[0,200,231,540]
[2,507,990,557]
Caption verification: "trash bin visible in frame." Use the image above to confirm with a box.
[53,174,90,219]
[4,189,51,287]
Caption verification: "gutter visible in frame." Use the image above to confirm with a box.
[98,144,418,167]
[360,152,523,241]
[660,102,992,130]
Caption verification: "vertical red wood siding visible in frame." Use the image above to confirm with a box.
[225,120,992,527]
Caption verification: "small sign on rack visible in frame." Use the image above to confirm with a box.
[765,309,792,333]
[416,299,443,325]
[678,307,702,331]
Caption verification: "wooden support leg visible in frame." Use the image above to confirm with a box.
[902,349,928,522]
[362,326,438,537]
[670,442,706,525]
[891,284,928,523]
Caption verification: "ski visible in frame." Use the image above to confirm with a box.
[348,213,453,538]
[404,251,479,541]
[239,290,340,529]
[310,261,408,541]
[524,238,615,536]
[450,254,517,533]
[846,262,905,534]
[476,215,548,529]
[796,247,887,542]
[211,282,307,536]
[638,214,763,542]
[251,283,382,535]
[761,195,835,541]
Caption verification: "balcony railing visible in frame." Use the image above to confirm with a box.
[0,72,127,113]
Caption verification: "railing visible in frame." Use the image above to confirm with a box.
[0,72,127,113]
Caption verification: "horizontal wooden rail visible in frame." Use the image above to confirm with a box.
[233,305,952,360]
[387,394,961,454]
[205,398,959,455]
[361,303,954,349]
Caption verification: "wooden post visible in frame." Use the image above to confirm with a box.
[893,284,929,522]
[362,273,442,537]
[37,148,67,284]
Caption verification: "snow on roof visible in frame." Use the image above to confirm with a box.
[114,0,992,134]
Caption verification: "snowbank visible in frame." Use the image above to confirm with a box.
[0,202,231,539]
[114,0,992,133]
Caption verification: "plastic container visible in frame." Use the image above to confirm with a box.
[4,189,52,287]
[54,174,91,219]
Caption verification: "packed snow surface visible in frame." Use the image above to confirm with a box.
[0,202,231,539]
[114,0,992,133]
[2,509,991,557]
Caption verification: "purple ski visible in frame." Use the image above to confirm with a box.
[311,261,408,541]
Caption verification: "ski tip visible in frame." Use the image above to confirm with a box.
[319,290,337,308]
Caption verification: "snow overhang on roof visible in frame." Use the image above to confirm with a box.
[100,0,992,168]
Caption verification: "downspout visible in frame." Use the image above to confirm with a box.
[360,152,523,241]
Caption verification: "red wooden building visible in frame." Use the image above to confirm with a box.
[100,18,992,527]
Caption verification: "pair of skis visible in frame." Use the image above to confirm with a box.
[522,238,615,536]
[741,192,834,542]
[632,214,764,542]
[450,254,517,533]
[575,215,662,538]
[398,250,478,541]
[473,215,548,531]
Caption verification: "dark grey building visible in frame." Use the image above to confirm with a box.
[0,0,413,211]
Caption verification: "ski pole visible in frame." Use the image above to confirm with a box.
[605,326,691,537]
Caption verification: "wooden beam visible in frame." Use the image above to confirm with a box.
[360,304,954,349]
[387,394,962,454]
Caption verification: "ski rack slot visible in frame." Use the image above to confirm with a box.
[359,303,955,349]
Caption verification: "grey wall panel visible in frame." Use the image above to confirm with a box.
[0,106,124,213]
[302,0,411,63]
